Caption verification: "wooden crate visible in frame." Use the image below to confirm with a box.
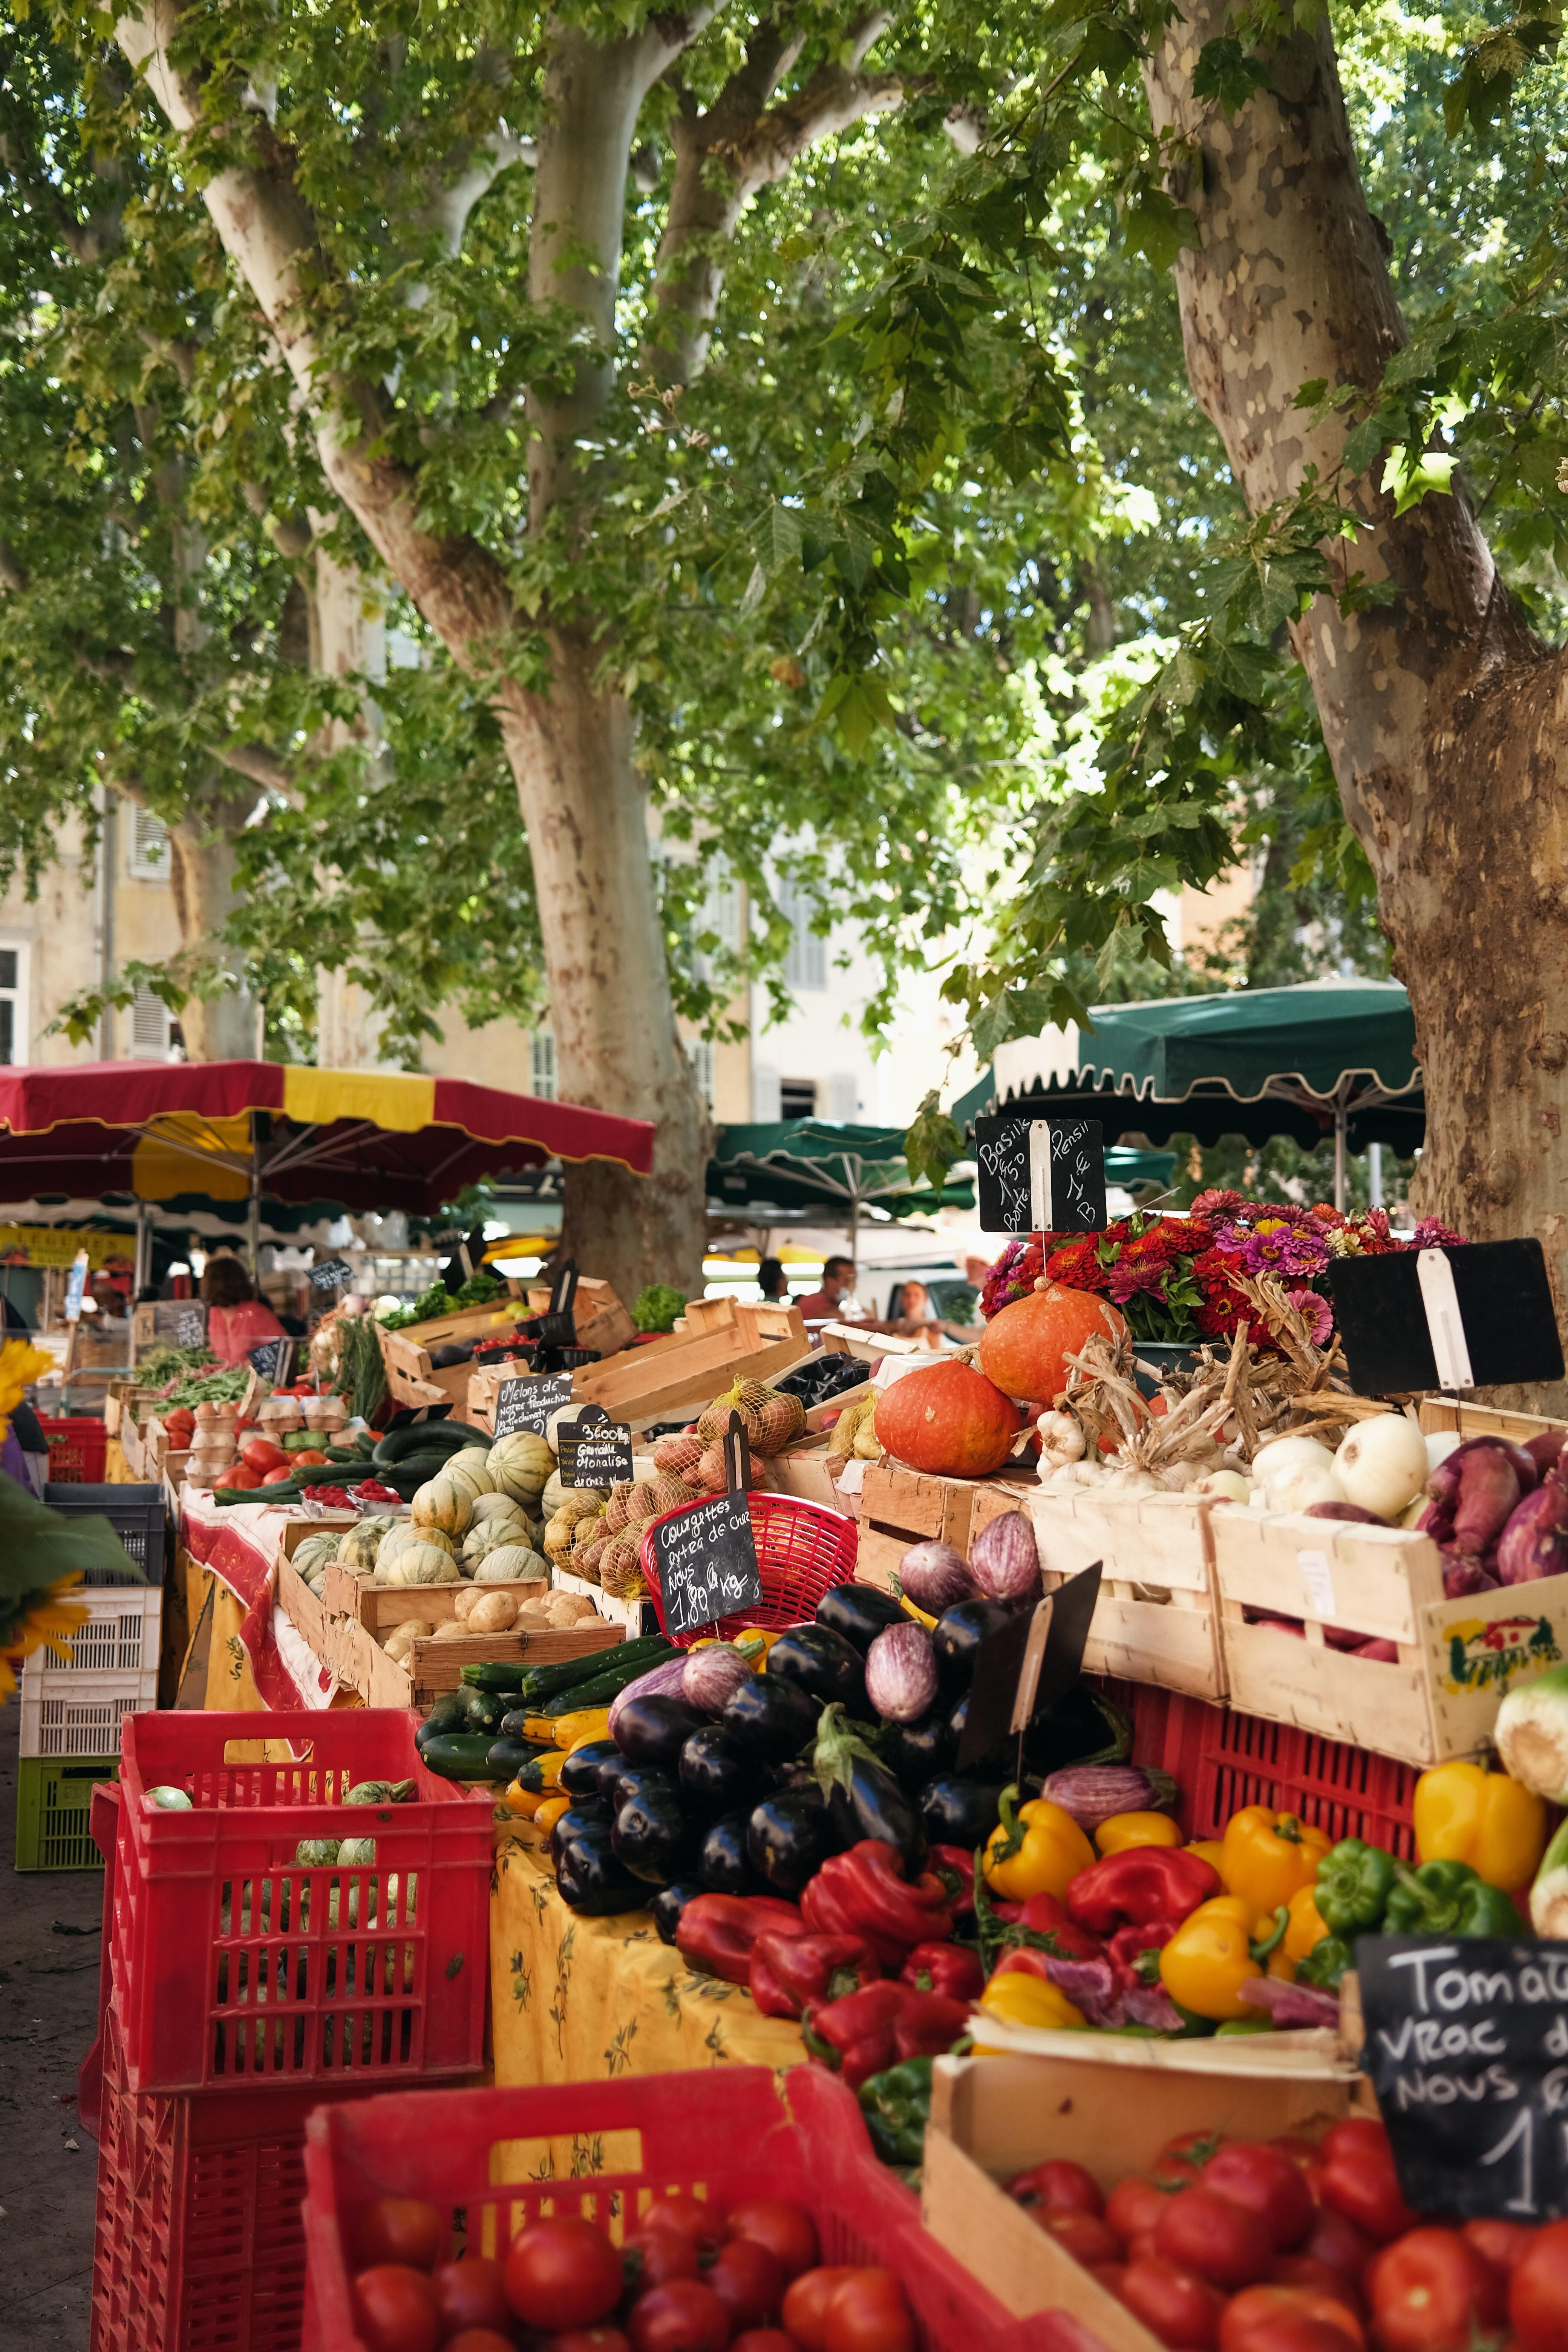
[1419,1396,1568,1444]
[324,1576,626,1710]
[854,1460,1040,1591]
[923,2052,1354,2350]
[573,1300,810,1428]
[378,1295,527,1411]
[1211,1503,1568,1767]
[1007,1487,1227,1702]
[524,1276,637,1360]
[274,1517,361,1674]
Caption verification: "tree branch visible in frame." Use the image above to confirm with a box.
[216,740,299,800]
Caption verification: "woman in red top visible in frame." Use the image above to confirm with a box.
[201,1255,286,1365]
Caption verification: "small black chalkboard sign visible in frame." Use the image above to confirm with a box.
[648,1413,763,1638]
[1358,1936,1568,2220]
[559,1406,633,1490]
[974,1116,1107,1234]
[1328,1239,1565,1395]
[493,1369,574,1440]
[530,1259,579,1349]
[309,1255,354,1294]
[173,1303,206,1351]
[957,1560,1103,1771]
[247,1336,293,1384]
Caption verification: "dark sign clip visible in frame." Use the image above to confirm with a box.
[723,1410,752,1497]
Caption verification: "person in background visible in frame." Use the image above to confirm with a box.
[756,1257,790,1302]
[795,1255,861,1320]
[202,1255,286,1366]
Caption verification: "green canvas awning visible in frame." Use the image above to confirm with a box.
[707,1120,973,1234]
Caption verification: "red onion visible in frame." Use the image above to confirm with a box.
[896,1539,975,1614]
[1525,1431,1567,1478]
[969,1510,1042,1605]
[1453,1445,1523,1553]
[864,1621,938,1722]
[681,1642,754,1715]
[1497,1480,1568,1585]
[1303,1501,1386,1525]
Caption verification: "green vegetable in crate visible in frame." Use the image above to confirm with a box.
[295,1838,342,1866]
[420,1732,509,1780]
[858,2056,934,2170]
[1383,1859,1526,1937]
[345,1779,417,1805]
[1314,1838,1397,1937]
[146,1785,193,1811]
[371,1422,492,1469]
[633,1283,688,1333]
[486,1430,554,1505]
[337,1838,378,1867]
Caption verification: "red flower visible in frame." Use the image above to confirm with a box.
[1046,1237,1110,1292]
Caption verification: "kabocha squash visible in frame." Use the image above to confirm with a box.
[382,1538,462,1586]
[472,1543,550,1584]
[978,1283,1129,1406]
[873,1359,1020,1478]
[486,1430,554,1504]
[411,1473,473,1537]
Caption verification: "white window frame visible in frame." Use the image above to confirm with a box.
[689,1038,715,1110]
[781,886,826,992]
[128,808,171,880]
[127,982,172,1060]
[0,939,30,1066]
[530,1028,557,1101]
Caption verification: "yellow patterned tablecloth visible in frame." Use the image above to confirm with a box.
[490,1826,808,2085]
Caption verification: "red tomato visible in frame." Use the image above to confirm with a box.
[445,2335,516,2352]
[626,2282,731,2352]
[1007,2159,1104,2219]
[1220,2286,1364,2352]
[1229,2325,1364,2352]
[353,2265,442,2352]
[293,1447,329,1466]
[725,2201,820,2281]
[1109,2174,1182,2247]
[780,2270,859,2352]
[1205,2143,1316,2252]
[433,2257,513,2338]
[1091,2264,1129,2297]
[1461,2217,1533,2275]
[1302,2207,1376,2289]
[1038,2213,1122,2269]
[706,2241,783,2332]
[262,1464,296,1485]
[354,2200,446,2273]
[625,2228,700,2293]
[240,1436,290,1473]
[1510,2219,1568,2352]
[1118,2255,1226,2348]
[1160,2130,1230,2179]
[504,2219,623,2332]
[1268,2257,1364,2316]
[1318,2124,1418,2249]
[1267,2138,1327,2204]
[1154,2188,1276,2291]
[639,2197,726,2256]
[821,2271,915,2352]
[1367,2227,1506,2352]
[221,1464,263,1489]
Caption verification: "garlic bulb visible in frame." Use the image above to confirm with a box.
[1037,1409,1086,1465]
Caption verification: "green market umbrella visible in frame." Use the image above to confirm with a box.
[708,1121,974,1253]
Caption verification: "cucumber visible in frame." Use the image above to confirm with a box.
[498,1635,668,1707]
[539,1648,680,1715]
[486,1736,549,1779]
[373,1421,492,1469]
[420,1732,505,1780]
[459,1660,531,1694]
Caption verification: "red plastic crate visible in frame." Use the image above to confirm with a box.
[301,2067,1095,2352]
[90,2000,467,2352]
[40,1413,109,1481]
[112,1709,493,2094]
[640,1490,858,1646]
[1127,1684,1418,1858]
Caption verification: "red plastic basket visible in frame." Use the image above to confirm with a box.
[89,2000,467,2352]
[639,1490,859,1647]
[40,1413,109,1482]
[300,2067,1094,2352]
[112,1709,493,2095]
[1127,1683,1418,1858]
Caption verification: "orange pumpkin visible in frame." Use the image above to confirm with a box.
[978,1282,1129,1406]
[873,1360,1019,1477]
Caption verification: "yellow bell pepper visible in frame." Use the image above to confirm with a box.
[1268,1885,1332,1983]
[1186,1839,1227,1881]
[982,1790,1095,1900]
[1159,1895,1284,2020]
[1220,1806,1332,1915]
[1096,1811,1183,1856]
[978,1972,1088,2031]
[535,1793,572,1837]
[1413,1760,1547,1891]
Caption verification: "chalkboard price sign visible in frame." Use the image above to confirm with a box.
[649,1488,763,1638]
[309,1256,354,1294]
[247,1336,294,1384]
[493,1370,574,1440]
[1329,1239,1565,1396]
[1358,1936,1568,2219]
[559,1409,633,1489]
[174,1303,206,1351]
[974,1116,1107,1235]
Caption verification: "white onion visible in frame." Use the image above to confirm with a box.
[1197,1470,1253,1503]
[1266,1465,1346,1515]
[1426,1431,1462,1473]
[1253,1434,1337,1487]
[1334,1414,1429,1520]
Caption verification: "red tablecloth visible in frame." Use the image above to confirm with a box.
[178,1488,334,1711]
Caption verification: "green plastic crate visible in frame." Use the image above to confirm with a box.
[15,1753,119,1870]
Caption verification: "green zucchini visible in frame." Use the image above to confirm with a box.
[486,1736,549,1779]
[459,1660,531,1694]
[490,1634,667,1706]
[417,1691,471,1743]
[540,1648,680,1715]
[419,1732,506,1780]
[372,1421,492,1469]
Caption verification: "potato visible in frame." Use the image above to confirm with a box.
[432,1619,476,1640]
[452,1585,482,1622]
[392,1618,434,1640]
[466,1589,518,1633]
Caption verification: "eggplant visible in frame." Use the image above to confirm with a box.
[919,1773,1004,1847]
[556,1823,650,1914]
[944,1688,1004,1766]
[932,1597,1017,1691]
[612,1781,694,1883]
[548,1797,609,1864]
[882,1707,956,1789]
[746,1786,840,1897]
[1022,1684,1133,1780]
[766,1625,865,1709]
[721,1672,820,1759]
[613,1694,709,1766]
[699,1810,759,1894]
[651,1879,705,1945]
[607,1763,681,1814]
[679,1726,763,1818]
[560,1740,623,1800]
[815,1583,908,1653]
[813,1701,923,1869]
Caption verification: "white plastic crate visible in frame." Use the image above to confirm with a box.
[18,1587,161,1759]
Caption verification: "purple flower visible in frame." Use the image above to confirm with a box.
[1287,1287,1333,1344]
[1106,1259,1169,1305]
[1410,1217,1467,1249]
[1240,1224,1331,1279]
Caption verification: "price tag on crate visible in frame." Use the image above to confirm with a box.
[247,1335,294,1383]
[557,1406,633,1489]
[974,1116,1106,1234]
[309,1255,354,1295]
[649,1413,762,1637]
[1328,1238,1565,1395]
[1358,1936,1568,2219]
[493,1369,574,1439]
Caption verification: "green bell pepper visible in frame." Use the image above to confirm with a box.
[1314,1838,1396,1937]
[1383,1859,1525,1939]
[857,2056,933,2169]
[1296,1933,1354,1991]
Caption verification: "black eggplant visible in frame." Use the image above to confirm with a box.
[1023,1684,1133,1779]
[607,1762,680,1813]
[766,1625,865,1708]
[932,1597,1017,1691]
[945,1688,1005,1767]
[919,1773,1004,1847]
[651,1879,705,1945]
[560,1740,623,1800]
[548,1796,609,1865]
[813,1701,923,1869]
[746,1786,839,1897]
[613,1694,708,1767]
[698,1810,758,1894]
[556,1824,650,1914]
[679,1726,763,1819]
[814,1583,907,1654]
[721,1673,820,1760]
[882,1707,956,1789]
[612,1781,694,1883]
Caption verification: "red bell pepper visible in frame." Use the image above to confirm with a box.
[899,1942,984,2003]
[1065,1847,1218,1940]
[801,1840,953,1967]
[675,1894,810,1986]
[802,1980,972,2089]
[750,1930,879,2019]
[926,1844,978,1917]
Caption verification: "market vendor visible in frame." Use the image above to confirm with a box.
[201,1254,287,1364]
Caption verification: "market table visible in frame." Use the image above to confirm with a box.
[491,1824,806,2084]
